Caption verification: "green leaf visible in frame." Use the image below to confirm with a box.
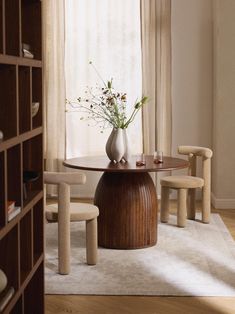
[141,96,148,104]
[134,102,140,109]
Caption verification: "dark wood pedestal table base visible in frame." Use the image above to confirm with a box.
[63,156,189,249]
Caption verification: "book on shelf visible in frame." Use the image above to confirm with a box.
[0,286,15,312]
[7,206,21,222]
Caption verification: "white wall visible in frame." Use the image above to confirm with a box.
[171,0,213,157]
[171,0,213,200]
[212,0,235,208]
[172,0,235,208]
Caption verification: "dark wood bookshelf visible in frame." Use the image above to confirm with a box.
[0,0,3,54]
[32,67,42,129]
[5,0,20,56]
[33,199,43,265]
[19,66,31,134]
[0,64,17,140]
[21,0,42,60]
[0,0,44,313]
[0,151,5,228]
[20,210,33,285]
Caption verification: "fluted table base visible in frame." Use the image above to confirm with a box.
[94,172,158,249]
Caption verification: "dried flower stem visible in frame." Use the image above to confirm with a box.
[66,63,148,130]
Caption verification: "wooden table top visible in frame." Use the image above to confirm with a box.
[63,155,189,173]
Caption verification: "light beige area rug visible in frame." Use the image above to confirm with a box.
[45,214,235,296]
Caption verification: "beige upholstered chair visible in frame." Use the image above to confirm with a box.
[44,172,99,275]
[160,146,213,227]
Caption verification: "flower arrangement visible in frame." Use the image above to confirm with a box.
[66,62,148,131]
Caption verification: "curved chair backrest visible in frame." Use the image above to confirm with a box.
[44,171,86,211]
[178,146,213,159]
[178,146,213,185]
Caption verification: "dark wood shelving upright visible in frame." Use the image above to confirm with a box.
[19,66,31,134]
[0,0,44,313]
[0,0,3,54]
[5,0,20,56]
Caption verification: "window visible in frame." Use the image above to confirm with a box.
[65,0,142,158]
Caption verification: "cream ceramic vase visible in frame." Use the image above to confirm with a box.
[105,128,131,162]
[123,129,131,162]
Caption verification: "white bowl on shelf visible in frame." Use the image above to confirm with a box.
[32,102,40,118]
[0,130,3,142]
[0,269,7,293]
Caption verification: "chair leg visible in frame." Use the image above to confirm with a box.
[58,183,70,275]
[160,186,170,223]
[177,189,187,227]
[86,218,98,265]
[202,186,210,223]
[187,188,196,220]
[202,157,211,223]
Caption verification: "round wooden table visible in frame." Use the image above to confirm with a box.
[63,156,189,249]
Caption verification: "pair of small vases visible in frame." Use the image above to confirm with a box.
[105,128,131,163]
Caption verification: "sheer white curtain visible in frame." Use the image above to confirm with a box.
[43,0,66,196]
[141,0,172,156]
[65,0,142,159]
[140,0,172,196]
[43,0,66,171]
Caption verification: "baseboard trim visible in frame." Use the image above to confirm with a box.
[211,193,235,209]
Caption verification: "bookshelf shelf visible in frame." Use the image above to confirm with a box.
[0,127,42,153]
[0,0,44,312]
[0,54,42,66]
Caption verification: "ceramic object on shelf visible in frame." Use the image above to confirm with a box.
[0,130,3,142]
[0,269,7,294]
[105,128,131,162]
[32,102,40,117]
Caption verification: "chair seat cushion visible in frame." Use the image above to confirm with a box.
[46,202,99,222]
[160,175,204,189]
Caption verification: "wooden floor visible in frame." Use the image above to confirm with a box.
[45,201,235,314]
